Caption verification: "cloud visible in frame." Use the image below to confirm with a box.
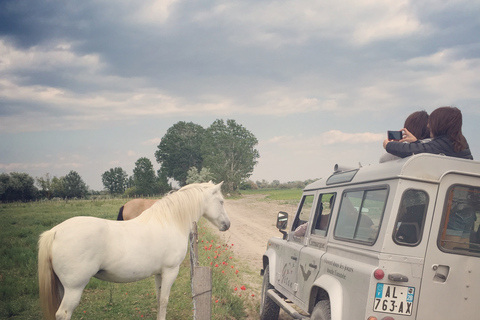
[142,137,161,145]
[193,0,422,49]
[263,130,384,148]
[321,130,384,145]
[0,162,50,171]
[131,0,179,25]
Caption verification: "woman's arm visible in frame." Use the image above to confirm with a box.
[386,139,442,158]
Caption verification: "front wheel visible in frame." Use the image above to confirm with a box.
[310,300,331,320]
[259,264,280,320]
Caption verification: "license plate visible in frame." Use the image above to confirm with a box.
[374,283,415,315]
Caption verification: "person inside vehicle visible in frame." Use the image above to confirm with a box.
[294,219,309,237]
[443,188,478,249]
[383,106,473,160]
[295,195,336,237]
[380,110,431,163]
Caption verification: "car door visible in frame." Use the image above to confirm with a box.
[277,193,315,296]
[296,193,335,305]
[417,174,480,319]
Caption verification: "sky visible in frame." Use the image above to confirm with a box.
[1,0,480,191]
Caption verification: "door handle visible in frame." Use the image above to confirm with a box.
[432,264,449,283]
[309,263,318,269]
[291,256,297,261]
[388,273,409,282]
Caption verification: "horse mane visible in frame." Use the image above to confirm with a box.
[134,182,214,235]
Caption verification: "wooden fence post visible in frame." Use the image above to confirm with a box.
[190,222,212,320]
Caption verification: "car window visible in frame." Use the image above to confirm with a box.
[440,185,480,256]
[292,194,315,238]
[334,188,388,244]
[394,189,429,246]
[312,193,335,236]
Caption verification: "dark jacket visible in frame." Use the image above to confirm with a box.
[386,135,473,160]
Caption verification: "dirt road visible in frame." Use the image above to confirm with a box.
[220,194,297,270]
[210,194,299,319]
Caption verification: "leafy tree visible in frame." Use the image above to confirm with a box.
[63,171,88,198]
[102,167,128,194]
[0,172,38,201]
[0,173,10,200]
[186,166,214,184]
[202,119,259,192]
[156,169,172,194]
[126,176,135,188]
[155,121,205,186]
[133,157,157,196]
[36,173,53,199]
[124,186,137,197]
[51,176,65,198]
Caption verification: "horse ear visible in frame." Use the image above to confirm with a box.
[214,181,224,192]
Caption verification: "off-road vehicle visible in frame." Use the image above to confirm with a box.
[260,154,480,320]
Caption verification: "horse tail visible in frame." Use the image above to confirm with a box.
[38,230,61,320]
[117,205,125,221]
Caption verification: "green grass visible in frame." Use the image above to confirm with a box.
[240,188,303,201]
[0,199,256,319]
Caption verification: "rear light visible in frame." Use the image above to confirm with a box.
[374,268,385,280]
[367,317,378,320]
[367,316,395,320]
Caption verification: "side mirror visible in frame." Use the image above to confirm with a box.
[277,211,288,240]
[277,211,288,230]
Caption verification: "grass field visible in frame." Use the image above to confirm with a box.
[0,199,258,319]
[240,188,303,202]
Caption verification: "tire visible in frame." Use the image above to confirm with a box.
[259,264,280,320]
[310,300,331,320]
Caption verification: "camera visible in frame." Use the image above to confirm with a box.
[387,130,403,141]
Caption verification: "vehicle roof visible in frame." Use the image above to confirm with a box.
[304,153,480,191]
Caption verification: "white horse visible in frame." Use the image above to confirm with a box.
[38,182,230,320]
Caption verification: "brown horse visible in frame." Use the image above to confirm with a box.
[117,198,159,220]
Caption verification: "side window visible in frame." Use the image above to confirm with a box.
[394,189,429,246]
[440,185,480,255]
[312,193,335,236]
[335,188,388,244]
[292,194,315,238]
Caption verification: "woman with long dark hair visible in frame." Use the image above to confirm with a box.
[383,106,473,160]
[380,110,431,163]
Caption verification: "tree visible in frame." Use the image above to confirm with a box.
[186,166,214,184]
[202,119,259,193]
[51,176,65,198]
[63,171,88,199]
[133,157,157,196]
[102,167,128,194]
[36,173,53,199]
[0,172,38,201]
[155,121,205,186]
[156,169,172,194]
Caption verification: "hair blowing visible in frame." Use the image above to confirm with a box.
[404,110,430,140]
[429,106,467,152]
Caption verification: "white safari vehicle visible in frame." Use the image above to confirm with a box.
[260,154,480,320]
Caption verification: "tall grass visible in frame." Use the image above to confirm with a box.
[0,199,255,319]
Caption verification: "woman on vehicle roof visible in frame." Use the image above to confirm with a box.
[379,110,431,163]
[383,106,473,160]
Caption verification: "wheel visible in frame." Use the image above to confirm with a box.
[310,300,331,320]
[259,264,280,320]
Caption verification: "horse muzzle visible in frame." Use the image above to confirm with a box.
[219,220,231,232]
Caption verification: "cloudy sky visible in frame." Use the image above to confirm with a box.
[1,0,479,191]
